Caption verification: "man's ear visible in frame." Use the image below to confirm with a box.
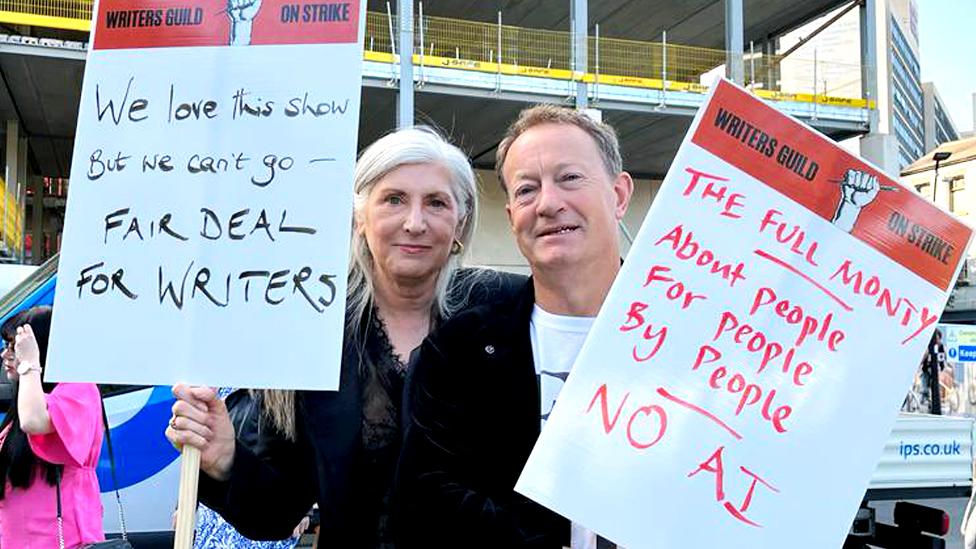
[505,202,515,233]
[612,171,635,221]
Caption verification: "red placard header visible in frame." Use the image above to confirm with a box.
[692,80,971,291]
[93,0,360,49]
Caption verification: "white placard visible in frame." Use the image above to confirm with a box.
[516,79,973,548]
[46,0,366,390]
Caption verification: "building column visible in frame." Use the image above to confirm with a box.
[860,0,879,134]
[725,0,744,83]
[762,36,778,91]
[397,0,415,128]
[4,120,18,260]
[571,0,588,109]
[16,137,27,262]
[30,174,43,265]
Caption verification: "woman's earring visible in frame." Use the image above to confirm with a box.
[451,238,464,255]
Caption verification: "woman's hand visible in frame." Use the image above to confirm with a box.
[292,515,311,538]
[14,323,52,434]
[165,385,237,481]
[14,324,41,370]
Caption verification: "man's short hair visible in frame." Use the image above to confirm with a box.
[495,104,623,193]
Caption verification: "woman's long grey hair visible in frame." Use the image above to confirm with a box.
[257,127,479,440]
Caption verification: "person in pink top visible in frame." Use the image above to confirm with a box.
[0,305,105,548]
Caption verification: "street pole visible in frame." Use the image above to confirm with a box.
[931,151,951,204]
[928,335,941,415]
[927,152,951,415]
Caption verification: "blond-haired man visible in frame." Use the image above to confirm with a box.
[396,105,633,548]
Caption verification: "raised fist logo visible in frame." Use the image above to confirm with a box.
[832,169,880,233]
[228,0,261,22]
[228,0,261,45]
[839,169,880,208]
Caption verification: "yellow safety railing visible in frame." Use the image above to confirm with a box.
[590,35,727,85]
[365,12,871,107]
[3,4,872,108]
[0,0,91,31]
[0,177,24,256]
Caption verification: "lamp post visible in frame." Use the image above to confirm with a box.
[928,151,951,415]
[931,150,952,204]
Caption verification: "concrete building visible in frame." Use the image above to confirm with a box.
[923,82,960,152]
[0,0,882,269]
[779,0,960,176]
[901,137,976,320]
[886,0,925,169]
[961,92,976,139]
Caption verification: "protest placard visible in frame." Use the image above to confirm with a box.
[46,0,365,390]
[515,78,973,548]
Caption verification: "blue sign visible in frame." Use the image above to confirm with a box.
[958,345,976,362]
[949,348,957,359]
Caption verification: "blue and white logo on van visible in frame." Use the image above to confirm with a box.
[96,386,179,491]
[958,346,976,362]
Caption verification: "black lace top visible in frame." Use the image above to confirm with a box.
[360,310,409,548]
[199,269,527,547]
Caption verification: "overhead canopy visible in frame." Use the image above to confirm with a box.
[0,27,86,178]
[366,88,863,180]
[2,0,856,178]
[408,0,851,46]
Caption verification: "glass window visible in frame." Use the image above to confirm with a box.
[950,177,966,214]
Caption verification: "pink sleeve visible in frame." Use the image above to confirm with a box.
[27,383,103,467]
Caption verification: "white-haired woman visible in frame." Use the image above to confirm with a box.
[166,127,521,548]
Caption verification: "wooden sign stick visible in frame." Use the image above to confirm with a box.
[173,445,202,549]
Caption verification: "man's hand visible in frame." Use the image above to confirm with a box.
[165,384,237,481]
[840,169,880,208]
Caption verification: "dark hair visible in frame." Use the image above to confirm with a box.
[0,306,59,497]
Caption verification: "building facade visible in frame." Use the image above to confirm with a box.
[923,82,960,152]
[901,137,976,319]
[1,0,880,269]
[887,3,926,169]
[780,0,959,175]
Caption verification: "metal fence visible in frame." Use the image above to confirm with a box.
[2,3,867,103]
[589,33,726,84]
[364,11,866,102]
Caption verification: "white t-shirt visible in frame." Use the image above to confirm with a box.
[529,305,606,549]
[530,304,596,429]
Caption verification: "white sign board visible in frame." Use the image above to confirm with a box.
[47,0,366,390]
[516,79,973,548]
